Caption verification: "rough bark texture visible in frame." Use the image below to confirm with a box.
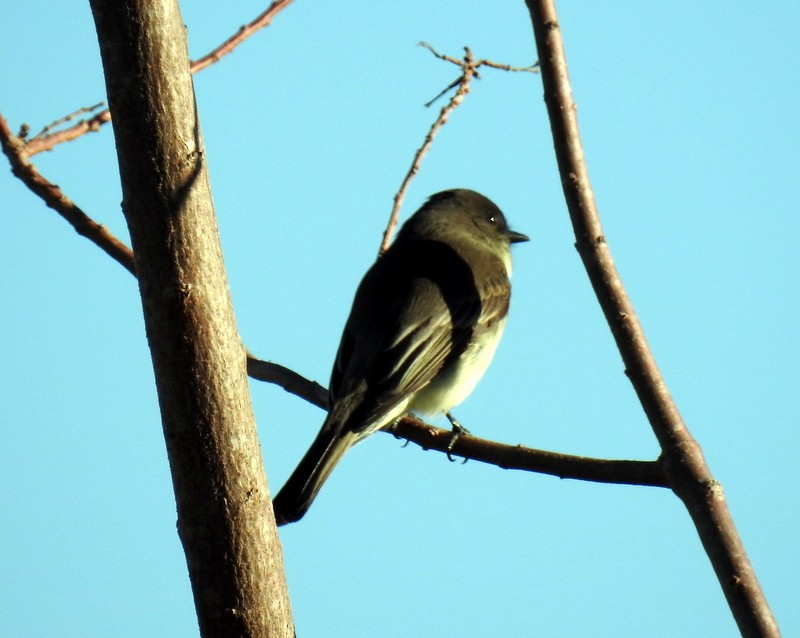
[525,1,780,636]
[89,1,294,635]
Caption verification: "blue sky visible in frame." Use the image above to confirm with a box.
[1,1,797,636]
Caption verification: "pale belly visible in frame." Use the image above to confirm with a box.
[409,317,507,416]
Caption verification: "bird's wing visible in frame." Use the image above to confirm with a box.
[329,240,510,435]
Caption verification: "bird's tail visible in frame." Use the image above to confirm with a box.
[272,421,359,526]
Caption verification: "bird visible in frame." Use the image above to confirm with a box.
[272,189,528,525]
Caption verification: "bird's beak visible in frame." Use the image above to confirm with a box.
[507,230,530,244]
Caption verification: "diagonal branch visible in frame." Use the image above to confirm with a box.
[378,45,476,255]
[525,1,779,636]
[23,107,111,157]
[0,112,135,275]
[191,0,294,72]
[247,354,328,407]
[26,102,106,142]
[22,0,295,156]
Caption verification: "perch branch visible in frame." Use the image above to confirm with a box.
[245,353,666,488]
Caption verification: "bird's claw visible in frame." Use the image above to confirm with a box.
[388,418,411,447]
[445,412,469,464]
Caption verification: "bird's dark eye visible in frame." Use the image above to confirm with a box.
[488,214,497,224]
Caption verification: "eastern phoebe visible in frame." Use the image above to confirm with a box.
[273,189,528,525]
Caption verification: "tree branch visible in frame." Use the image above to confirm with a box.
[391,417,665,487]
[23,107,111,156]
[525,2,779,636]
[190,0,294,72]
[89,1,293,634]
[0,111,136,275]
[380,43,537,254]
[245,353,666,488]
[25,102,106,142]
[23,0,294,156]
[246,354,328,408]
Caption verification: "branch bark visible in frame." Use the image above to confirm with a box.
[88,1,293,636]
[525,2,780,636]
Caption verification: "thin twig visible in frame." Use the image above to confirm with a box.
[477,59,539,73]
[418,41,464,66]
[22,0,295,156]
[24,109,111,156]
[246,354,328,408]
[190,0,295,72]
[28,102,106,142]
[525,1,779,635]
[380,45,476,255]
[379,43,537,255]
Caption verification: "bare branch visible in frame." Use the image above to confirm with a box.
[23,1,295,156]
[28,102,106,142]
[380,43,537,255]
[391,417,666,487]
[245,353,666,488]
[0,111,135,275]
[476,59,539,73]
[246,354,328,408]
[24,108,112,156]
[379,46,476,255]
[525,1,779,635]
[190,0,294,72]
[418,41,464,67]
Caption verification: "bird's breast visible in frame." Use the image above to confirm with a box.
[409,317,507,416]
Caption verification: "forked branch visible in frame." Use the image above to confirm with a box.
[21,0,295,156]
[380,43,537,254]
[0,113,135,274]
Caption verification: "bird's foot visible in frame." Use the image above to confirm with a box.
[388,416,412,447]
[445,412,469,463]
